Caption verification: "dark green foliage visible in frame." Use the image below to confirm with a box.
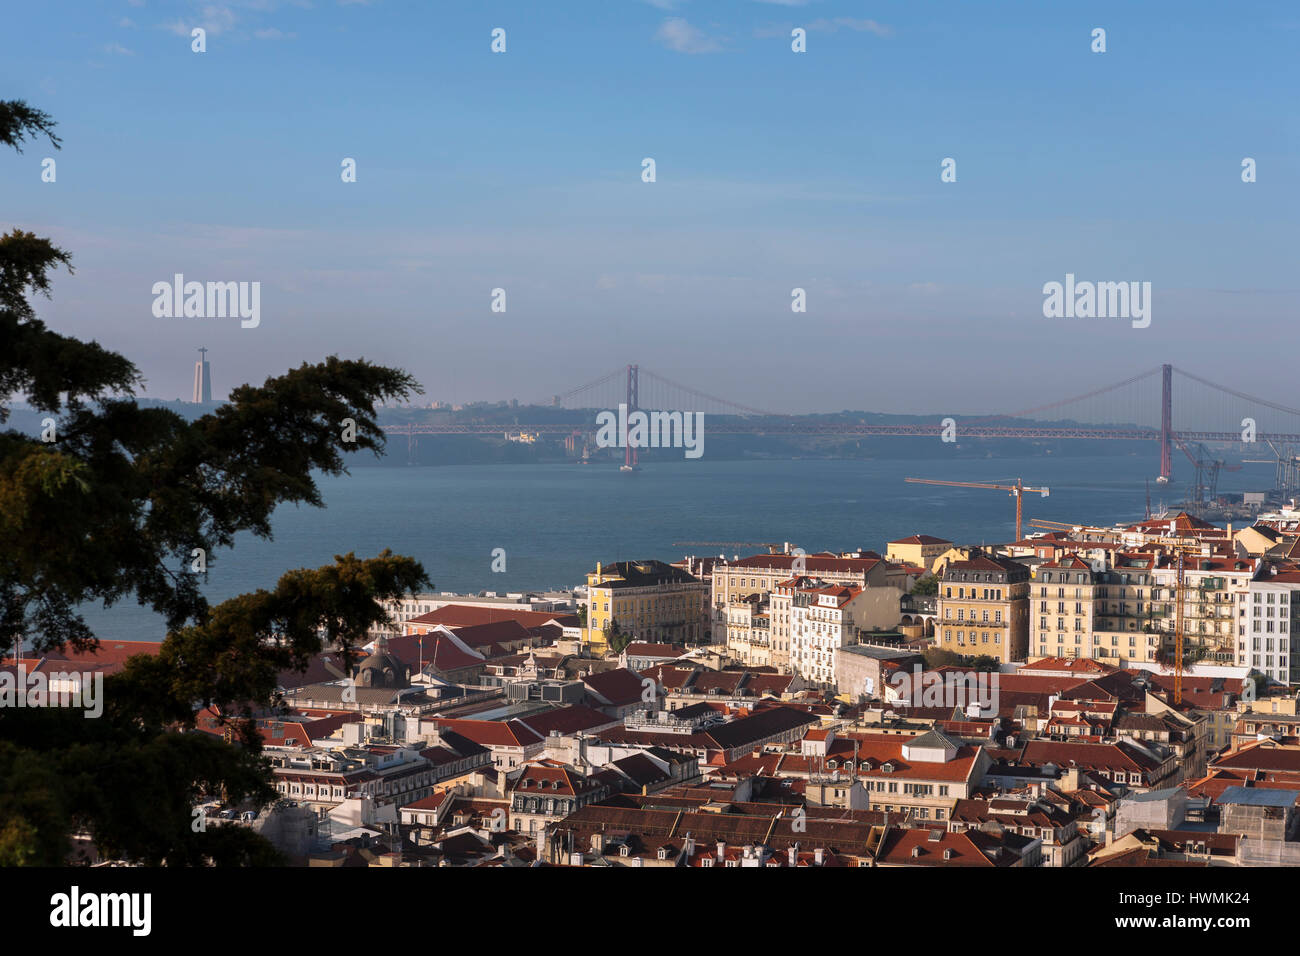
[910,574,939,595]
[0,99,61,152]
[0,102,430,864]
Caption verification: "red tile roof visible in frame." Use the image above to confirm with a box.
[406,604,580,629]
[519,705,617,737]
[583,668,649,707]
[435,718,544,749]
[724,554,881,574]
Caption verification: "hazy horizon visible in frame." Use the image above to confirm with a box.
[5,0,1297,414]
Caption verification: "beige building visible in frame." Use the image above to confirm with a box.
[847,730,990,822]
[886,535,953,573]
[1234,525,1292,559]
[724,593,772,668]
[937,555,1031,663]
[931,546,977,576]
[1148,554,1259,664]
[1033,554,1099,660]
[1029,554,1159,665]
[711,553,888,639]
[835,644,924,700]
[586,560,709,653]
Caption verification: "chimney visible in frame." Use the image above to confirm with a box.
[683,832,695,858]
[788,842,798,866]
[716,840,726,862]
[814,847,824,865]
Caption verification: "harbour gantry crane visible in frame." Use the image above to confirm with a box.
[1242,440,1300,497]
[1173,438,1241,516]
[904,477,1049,542]
[1027,517,1205,704]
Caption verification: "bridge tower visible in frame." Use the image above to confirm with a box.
[1159,363,1173,483]
[624,364,639,470]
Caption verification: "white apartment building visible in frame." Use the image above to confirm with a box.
[711,553,889,643]
[1238,573,1300,684]
[789,583,874,688]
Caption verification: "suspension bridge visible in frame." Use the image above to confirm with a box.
[385,363,1300,478]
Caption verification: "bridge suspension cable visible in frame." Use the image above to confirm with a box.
[638,368,779,417]
[1172,367,1300,419]
[962,366,1163,426]
[542,367,624,407]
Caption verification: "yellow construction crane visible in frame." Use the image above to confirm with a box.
[905,477,1049,542]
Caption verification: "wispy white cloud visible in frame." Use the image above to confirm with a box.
[655,17,721,53]
[163,4,237,36]
[253,27,295,39]
[104,42,135,55]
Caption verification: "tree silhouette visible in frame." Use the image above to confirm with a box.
[0,101,429,864]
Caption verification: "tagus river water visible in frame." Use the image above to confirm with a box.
[73,455,1271,643]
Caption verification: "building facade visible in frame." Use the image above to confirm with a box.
[586,560,709,653]
[937,555,1031,663]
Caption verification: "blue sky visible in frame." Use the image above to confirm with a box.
[3,0,1297,414]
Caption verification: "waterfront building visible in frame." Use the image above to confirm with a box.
[585,560,709,653]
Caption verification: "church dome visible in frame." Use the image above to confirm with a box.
[354,636,410,688]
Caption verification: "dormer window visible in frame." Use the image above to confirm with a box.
[658,848,668,860]
[943,849,953,860]
[619,845,630,857]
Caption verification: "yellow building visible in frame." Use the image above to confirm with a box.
[930,546,976,576]
[1033,554,1101,660]
[886,535,953,573]
[936,555,1031,663]
[586,560,708,654]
